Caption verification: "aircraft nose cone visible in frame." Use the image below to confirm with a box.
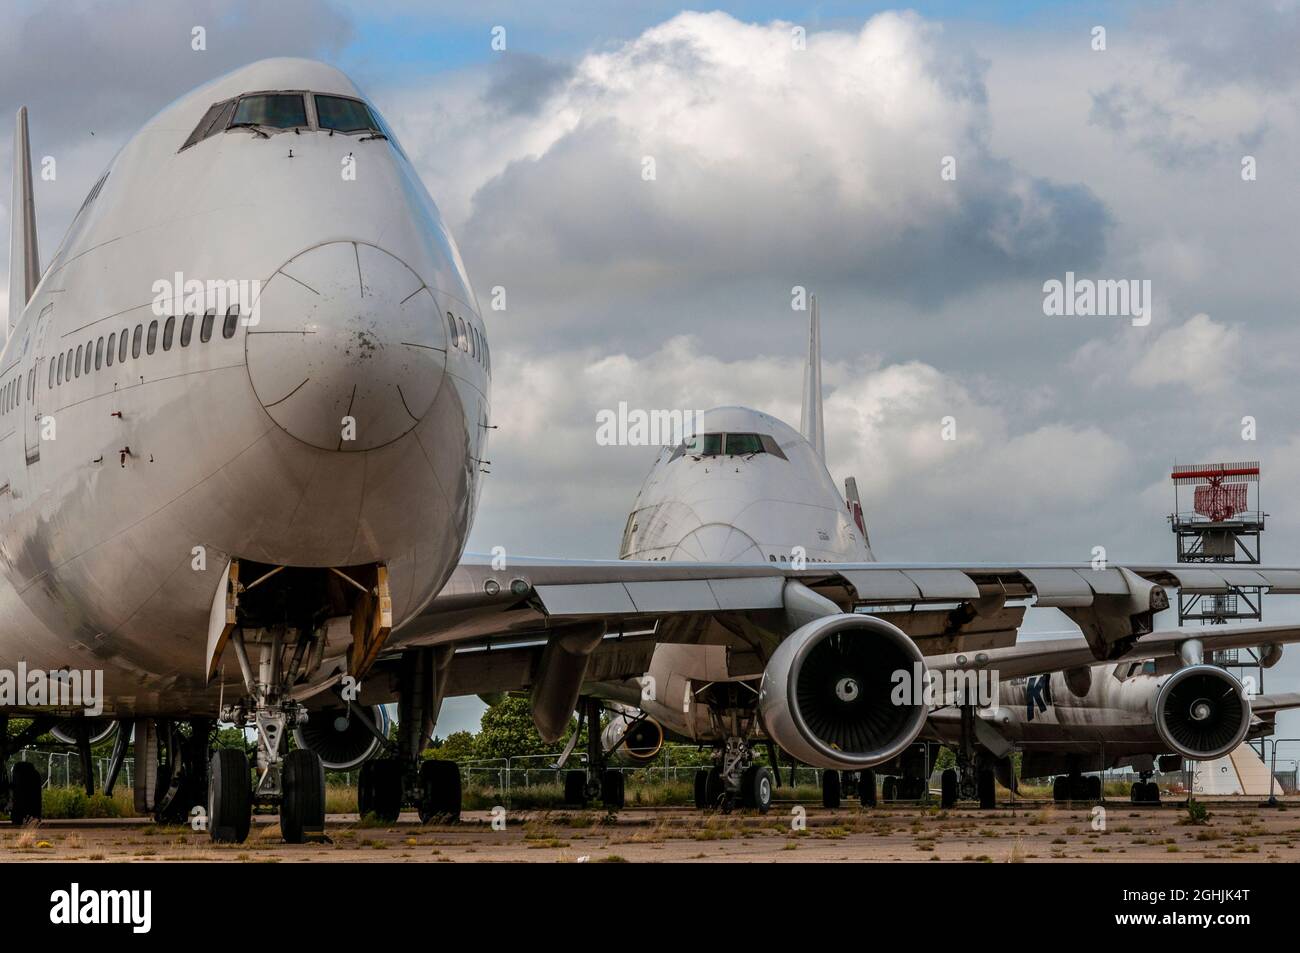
[670,524,764,563]
[246,241,447,452]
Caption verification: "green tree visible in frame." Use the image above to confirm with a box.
[474,696,554,760]
[426,730,477,762]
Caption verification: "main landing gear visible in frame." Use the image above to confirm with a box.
[820,769,877,808]
[936,707,1000,809]
[1129,773,1160,804]
[1051,769,1102,803]
[558,696,627,810]
[1,714,55,825]
[355,647,462,826]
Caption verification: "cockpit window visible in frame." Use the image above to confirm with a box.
[232,93,308,129]
[180,90,404,155]
[315,95,379,134]
[180,99,237,151]
[669,432,788,461]
[685,434,724,456]
[725,433,764,455]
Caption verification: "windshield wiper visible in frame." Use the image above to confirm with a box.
[360,131,388,141]
[227,122,270,139]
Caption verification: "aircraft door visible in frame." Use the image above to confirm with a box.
[23,304,53,466]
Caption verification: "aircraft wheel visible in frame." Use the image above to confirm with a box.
[940,769,958,809]
[977,768,996,809]
[208,749,251,843]
[1052,776,1068,803]
[1145,781,1161,804]
[822,769,841,808]
[600,770,625,809]
[563,770,586,806]
[9,762,42,825]
[860,769,877,807]
[693,769,709,809]
[741,766,774,814]
[359,759,402,822]
[418,760,462,823]
[280,749,325,843]
[1087,775,1102,801]
[882,776,898,803]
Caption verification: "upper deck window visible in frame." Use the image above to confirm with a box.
[231,93,308,130]
[314,95,379,134]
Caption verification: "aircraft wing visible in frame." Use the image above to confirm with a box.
[386,554,1300,669]
[1247,692,1300,715]
[924,622,1300,681]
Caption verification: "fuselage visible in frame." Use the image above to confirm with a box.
[0,59,489,715]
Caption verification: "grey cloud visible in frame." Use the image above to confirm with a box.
[484,52,574,116]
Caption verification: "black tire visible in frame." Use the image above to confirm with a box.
[360,759,403,822]
[563,770,586,806]
[859,769,877,807]
[9,762,42,825]
[1052,776,1068,802]
[882,776,898,802]
[601,770,625,809]
[746,766,774,814]
[703,767,725,808]
[693,769,709,809]
[977,768,996,809]
[418,760,462,823]
[822,769,841,809]
[1087,775,1102,801]
[941,768,958,809]
[208,749,251,844]
[280,749,325,844]
[1145,781,1160,804]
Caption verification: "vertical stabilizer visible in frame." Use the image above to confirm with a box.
[799,294,825,460]
[8,106,40,339]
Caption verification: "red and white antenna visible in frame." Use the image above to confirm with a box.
[1170,461,1259,522]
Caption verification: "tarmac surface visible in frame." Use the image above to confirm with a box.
[4,798,1299,862]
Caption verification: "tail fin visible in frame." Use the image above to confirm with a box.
[799,293,825,460]
[844,476,874,556]
[8,106,40,340]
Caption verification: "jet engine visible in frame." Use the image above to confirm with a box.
[601,711,664,764]
[1154,664,1250,761]
[758,613,928,771]
[294,705,391,770]
[50,718,118,746]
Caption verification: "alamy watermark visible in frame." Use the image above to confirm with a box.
[0,663,104,716]
[151,272,261,326]
[890,663,1000,708]
[595,402,703,446]
[1042,272,1151,327]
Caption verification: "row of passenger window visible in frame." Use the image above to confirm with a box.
[446,311,490,373]
[49,307,239,390]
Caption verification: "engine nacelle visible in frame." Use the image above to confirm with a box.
[294,705,391,770]
[1154,664,1250,761]
[601,712,664,764]
[758,613,928,771]
[50,718,118,746]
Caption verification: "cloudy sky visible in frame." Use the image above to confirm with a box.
[5,0,1300,740]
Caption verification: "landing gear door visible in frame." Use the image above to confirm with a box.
[206,559,240,683]
[23,304,53,466]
